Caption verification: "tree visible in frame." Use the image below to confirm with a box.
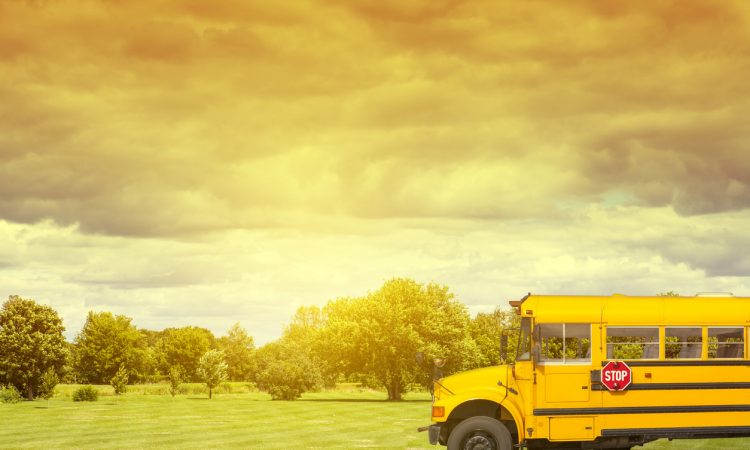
[197,350,227,399]
[284,306,325,343]
[0,295,67,400]
[254,340,322,400]
[60,341,77,383]
[136,329,160,382]
[321,278,477,400]
[110,366,128,395]
[155,327,215,381]
[284,306,337,388]
[470,308,520,367]
[73,311,145,384]
[217,323,255,381]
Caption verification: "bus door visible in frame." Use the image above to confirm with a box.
[512,317,535,418]
[534,323,600,441]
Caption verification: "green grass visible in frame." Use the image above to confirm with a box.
[1,385,748,449]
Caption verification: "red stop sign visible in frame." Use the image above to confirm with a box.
[601,361,632,391]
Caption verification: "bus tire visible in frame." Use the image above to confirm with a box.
[447,416,513,450]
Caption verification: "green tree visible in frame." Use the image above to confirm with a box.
[73,311,145,384]
[217,323,255,381]
[197,349,228,399]
[321,278,477,400]
[254,340,322,400]
[110,365,128,395]
[155,327,215,381]
[284,306,337,388]
[470,308,520,367]
[284,306,325,343]
[0,295,67,400]
[60,341,77,383]
[136,329,160,382]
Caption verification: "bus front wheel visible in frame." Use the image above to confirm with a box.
[447,416,512,450]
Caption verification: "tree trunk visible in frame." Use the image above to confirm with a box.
[27,385,34,401]
[387,379,402,401]
[209,387,212,400]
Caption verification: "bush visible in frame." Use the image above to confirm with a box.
[0,385,22,404]
[255,342,322,400]
[110,366,128,395]
[72,385,99,402]
[168,367,182,398]
[39,368,59,401]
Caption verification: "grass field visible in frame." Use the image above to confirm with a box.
[1,384,748,449]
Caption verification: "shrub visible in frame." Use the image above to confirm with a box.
[72,385,99,402]
[255,342,322,400]
[39,368,59,401]
[0,385,22,404]
[110,366,128,395]
[168,367,182,398]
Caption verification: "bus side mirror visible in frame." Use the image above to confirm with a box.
[500,334,508,363]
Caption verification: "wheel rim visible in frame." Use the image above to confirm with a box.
[462,431,497,450]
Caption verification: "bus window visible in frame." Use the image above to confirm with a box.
[538,323,591,363]
[565,324,592,361]
[539,324,564,361]
[516,317,532,361]
[665,327,702,359]
[606,327,659,360]
[708,327,744,359]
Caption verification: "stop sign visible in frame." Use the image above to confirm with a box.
[601,361,632,391]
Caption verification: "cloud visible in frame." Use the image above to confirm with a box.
[1,1,750,346]
[1,0,750,237]
[2,204,749,344]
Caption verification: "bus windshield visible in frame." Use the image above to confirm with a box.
[517,317,532,361]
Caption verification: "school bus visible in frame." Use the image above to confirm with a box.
[423,293,750,450]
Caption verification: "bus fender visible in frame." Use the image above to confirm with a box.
[445,388,525,443]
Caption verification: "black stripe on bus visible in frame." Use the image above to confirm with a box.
[600,360,750,367]
[590,382,750,391]
[534,405,750,416]
[601,426,750,438]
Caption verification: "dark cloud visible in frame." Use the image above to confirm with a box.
[641,229,750,278]
[1,0,749,237]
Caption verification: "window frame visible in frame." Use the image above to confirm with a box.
[516,317,533,362]
[664,326,703,360]
[536,323,592,365]
[605,326,660,360]
[707,326,745,360]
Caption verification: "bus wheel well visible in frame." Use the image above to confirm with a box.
[448,399,499,421]
[447,400,519,439]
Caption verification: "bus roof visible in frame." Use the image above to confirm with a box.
[512,294,750,325]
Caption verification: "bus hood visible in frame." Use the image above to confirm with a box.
[435,365,509,398]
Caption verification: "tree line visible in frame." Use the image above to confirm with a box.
[0,278,517,401]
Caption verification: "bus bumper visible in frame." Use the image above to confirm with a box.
[418,423,442,445]
[428,424,441,445]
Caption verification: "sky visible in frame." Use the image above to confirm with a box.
[2,0,750,343]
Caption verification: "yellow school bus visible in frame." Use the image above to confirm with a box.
[424,293,750,450]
